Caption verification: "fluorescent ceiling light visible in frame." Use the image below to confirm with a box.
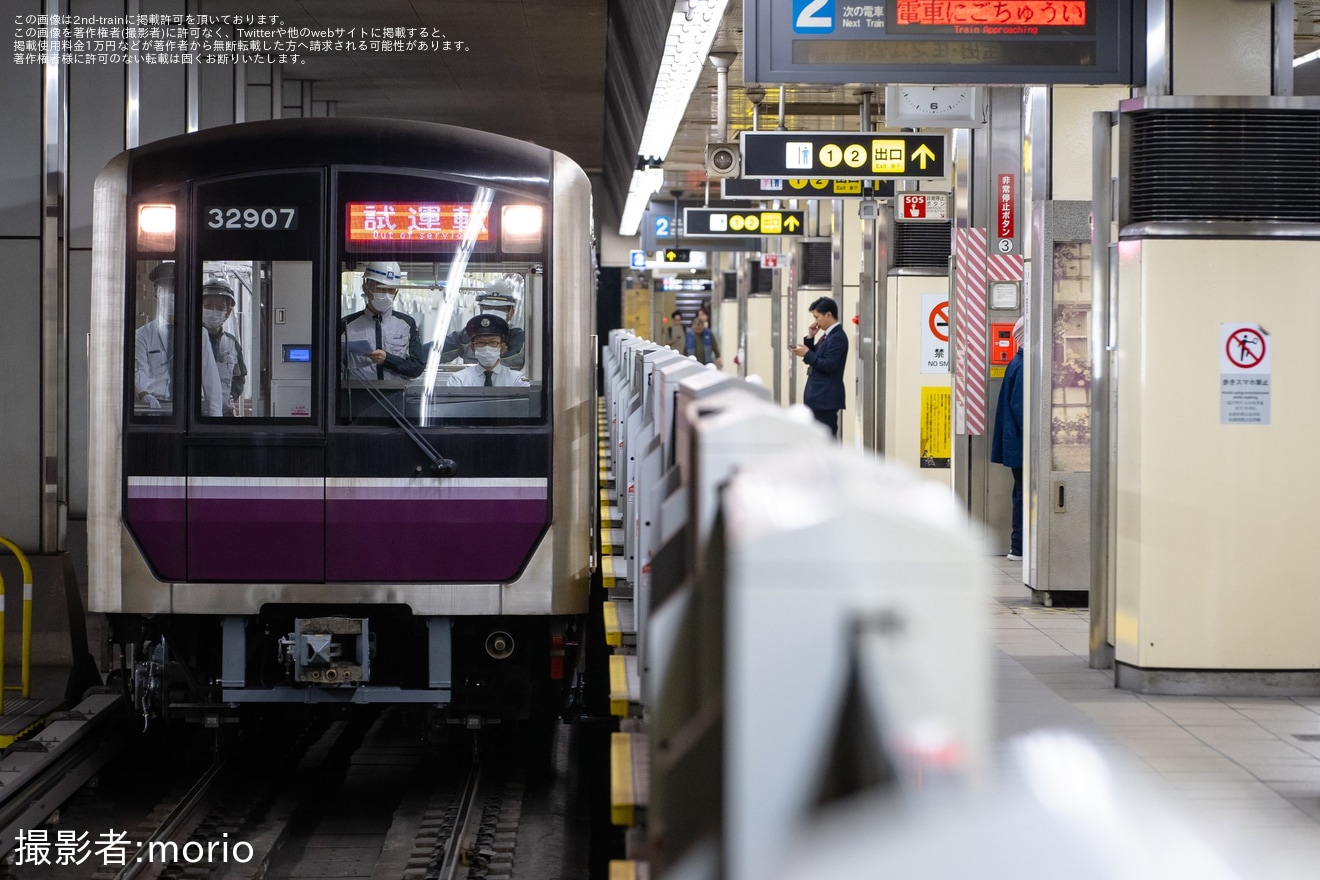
[637,0,730,162]
[619,166,666,237]
[1294,48,1320,67]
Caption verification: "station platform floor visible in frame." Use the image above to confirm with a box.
[988,555,1320,870]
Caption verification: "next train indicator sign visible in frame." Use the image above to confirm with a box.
[745,0,1142,86]
[683,207,805,236]
[740,131,947,179]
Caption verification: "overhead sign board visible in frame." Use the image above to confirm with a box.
[683,207,806,236]
[662,248,692,263]
[745,0,1142,86]
[740,131,947,179]
[722,177,896,200]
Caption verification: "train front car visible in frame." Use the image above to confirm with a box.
[88,119,595,729]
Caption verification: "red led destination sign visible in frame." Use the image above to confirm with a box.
[893,1,1087,29]
[346,202,490,243]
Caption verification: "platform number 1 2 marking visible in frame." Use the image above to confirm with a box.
[793,0,834,33]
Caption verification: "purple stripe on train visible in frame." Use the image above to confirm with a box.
[188,497,327,581]
[126,480,550,583]
[126,496,188,581]
[327,497,548,582]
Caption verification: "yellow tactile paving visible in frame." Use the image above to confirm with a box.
[610,731,636,826]
[608,862,637,880]
[603,600,622,647]
[602,555,620,588]
[609,654,629,717]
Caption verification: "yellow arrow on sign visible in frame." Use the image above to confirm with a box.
[666,250,677,260]
[784,216,801,231]
[911,143,937,170]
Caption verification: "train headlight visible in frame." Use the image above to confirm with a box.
[501,204,542,252]
[137,204,177,252]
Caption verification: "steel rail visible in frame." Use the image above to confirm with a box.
[113,760,226,880]
[434,759,484,880]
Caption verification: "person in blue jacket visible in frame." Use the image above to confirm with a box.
[789,296,849,437]
[683,306,722,368]
[991,317,1026,560]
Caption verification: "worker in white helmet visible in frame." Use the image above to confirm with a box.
[199,277,247,416]
[341,261,425,381]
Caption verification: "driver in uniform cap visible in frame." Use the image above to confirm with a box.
[341,261,425,381]
[200,277,247,416]
[440,288,526,369]
[448,314,529,387]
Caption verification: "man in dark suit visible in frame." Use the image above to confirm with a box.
[790,295,849,436]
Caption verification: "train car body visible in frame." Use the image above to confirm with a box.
[88,118,595,726]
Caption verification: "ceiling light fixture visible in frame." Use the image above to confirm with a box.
[620,165,667,237]
[638,0,730,162]
[1294,48,1320,67]
[620,0,730,236]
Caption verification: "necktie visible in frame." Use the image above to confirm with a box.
[484,370,494,387]
[374,315,384,380]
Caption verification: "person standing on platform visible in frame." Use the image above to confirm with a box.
[684,306,722,368]
[991,317,1026,561]
[662,309,685,349]
[789,295,848,436]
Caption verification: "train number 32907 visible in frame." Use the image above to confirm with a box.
[205,207,299,230]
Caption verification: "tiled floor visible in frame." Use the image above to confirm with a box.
[987,555,1320,871]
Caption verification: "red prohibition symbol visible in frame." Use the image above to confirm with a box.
[929,301,950,342]
[1225,327,1265,368]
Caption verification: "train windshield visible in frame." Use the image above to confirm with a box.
[336,260,544,425]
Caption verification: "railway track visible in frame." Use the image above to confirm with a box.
[0,706,569,879]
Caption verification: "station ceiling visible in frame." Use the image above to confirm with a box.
[197,1,1320,230]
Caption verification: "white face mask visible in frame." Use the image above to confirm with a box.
[474,345,502,368]
[369,292,395,314]
[202,308,228,331]
[156,291,175,320]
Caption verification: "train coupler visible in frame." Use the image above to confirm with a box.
[278,616,375,685]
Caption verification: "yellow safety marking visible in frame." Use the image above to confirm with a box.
[602,530,613,556]
[609,655,628,717]
[610,732,635,826]
[603,601,622,647]
[602,555,618,589]
[608,861,637,880]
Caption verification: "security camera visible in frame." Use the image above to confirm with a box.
[705,143,741,179]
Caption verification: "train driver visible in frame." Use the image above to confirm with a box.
[134,261,177,413]
[341,261,426,382]
[199,277,248,417]
[439,287,526,369]
[447,314,530,388]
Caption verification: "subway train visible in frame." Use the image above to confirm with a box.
[87,118,596,730]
